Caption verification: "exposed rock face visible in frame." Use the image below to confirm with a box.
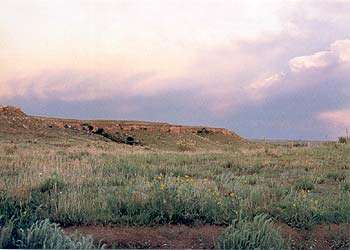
[0,105,242,144]
[0,106,26,117]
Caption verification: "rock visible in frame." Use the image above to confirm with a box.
[81,123,94,132]
[126,136,136,145]
[197,127,210,136]
[0,106,26,117]
[94,127,104,135]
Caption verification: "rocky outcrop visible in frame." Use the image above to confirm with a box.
[0,106,26,117]
[0,105,241,144]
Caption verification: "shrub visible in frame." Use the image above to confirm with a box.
[17,219,100,249]
[293,178,314,191]
[216,214,286,249]
[176,140,195,152]
[340,182,350,192]
[0,220,14,249]
[38,172,65,193]
[338,137,347,144]
[326,171,346,182]
[272,191,317,229]
[3,145,17,155]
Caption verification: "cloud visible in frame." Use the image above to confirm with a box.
[288,39,350,72]
[247,39,350,101]
[331,39,350,62]
[289,51,338,72]
[1,70,158,101]
[1,0,350,139]
[318,109,350,135]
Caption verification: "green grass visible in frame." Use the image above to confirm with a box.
[0,135,349,248]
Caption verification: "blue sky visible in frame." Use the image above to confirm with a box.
[1,0,350,139]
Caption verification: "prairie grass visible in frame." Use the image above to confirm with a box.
[0,137,349,248]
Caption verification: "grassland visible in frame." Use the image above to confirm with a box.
[0,130,349,249]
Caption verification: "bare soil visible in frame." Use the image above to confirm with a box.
[64,224,224,249]
[64,223,350,249]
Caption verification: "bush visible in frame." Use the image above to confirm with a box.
[38,172,65,193]
[338,137,347,144]
[216,214,286,249]
[0,220,14,249]
[272,191,317,229]
[340,182,350,192]
[326,171,346,182]
[3,145,17,155]
[17,219,100,249]
[176,140,195,152]
[294,178,314,191]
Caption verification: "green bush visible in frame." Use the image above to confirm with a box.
[0,194,98,249]
[17,219,100,249]
[340,182,350,192]
[338,137,347,144]
[216,214,286,249]
[272,191,317,229]
[326,171,346,182]
[0,219,14,249]
[293,178,314,191]
[38,172,65,193]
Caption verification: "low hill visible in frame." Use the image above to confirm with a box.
[0,105,241,150]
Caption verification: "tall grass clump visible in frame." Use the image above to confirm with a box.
[16,219,100,249]
[293,178,314,191]
[216,213,286,249]
[0,192,101,249]
[326,171,346,182]
[338,137,347,144]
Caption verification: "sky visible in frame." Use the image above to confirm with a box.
[1,0,350,140]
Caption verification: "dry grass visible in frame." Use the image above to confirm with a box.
[0,133,349,248]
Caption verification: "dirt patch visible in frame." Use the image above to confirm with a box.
[64,225,224,249]
[277,223,350,250]
[65,223,350,249]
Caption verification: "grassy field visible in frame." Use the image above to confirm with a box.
[0,132,349,249]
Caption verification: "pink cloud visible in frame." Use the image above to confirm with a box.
[318,109,350,136]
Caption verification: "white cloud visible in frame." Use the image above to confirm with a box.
[288,39,350,73]
[288,51,338,72]
[246,73,284,101]
[331,39,350,62]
